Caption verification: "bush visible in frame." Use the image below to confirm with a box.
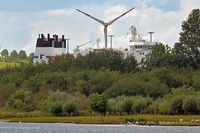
[64,102,77,116]
[170,96,184,115]
[121,98,133,114]
[132,97,152,114]
[50,102,63,116]
[182,96,200,114]
[158,101,170,115]
[90,94,107,116]
[7,90,36,112]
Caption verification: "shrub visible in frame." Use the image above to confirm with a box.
[64,102,77,116]
[50,102,63,116]
[90,94,107,116]
[7,90,36,112]
[182,96,199,114]
[170,96,184,115]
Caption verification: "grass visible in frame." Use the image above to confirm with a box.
[0,59,29,68]
[1,115,200,125]
[0,61,20,68]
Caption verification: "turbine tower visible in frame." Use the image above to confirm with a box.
[77,7,134,48]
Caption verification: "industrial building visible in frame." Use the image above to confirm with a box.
[33,34,66,63]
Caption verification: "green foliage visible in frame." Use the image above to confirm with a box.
[105,72,168,98]
[0,84,15,107]
[48,54,75,71]
[26,76,41,92]
[121,98,133,114]
[50,102,63,116]
[75,49,137,72]
[28,53,34,62]
[170,96,184,115]
[192,71,200,91]
[64,102,77,116]
[132,97,152,114]
[158,101,171,115]
[7,90,36,112]
[18,50,27,59]
[121,55,138,72]
[1,49,9,58]
[10,50,18,58]
[174,9,200,69]
[90,94,107,115]
[182,96,200,114]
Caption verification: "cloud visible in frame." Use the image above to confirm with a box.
[102,0,199,48]
[44,9,74,16]
[1,0,200,55]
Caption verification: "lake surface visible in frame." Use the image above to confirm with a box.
[0,122,200,133]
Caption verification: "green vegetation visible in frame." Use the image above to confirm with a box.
[0,49,32,68]
[0,9,200,125]
[2,115,200,126]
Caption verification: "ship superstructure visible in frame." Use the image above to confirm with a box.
[33,34,66,63]
[127,25,156,62]
[72,25,156,63]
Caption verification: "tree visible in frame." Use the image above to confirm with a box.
[7,90,36,112]
[175,9,200,68]
[121,98,133,114]
[64,102,77,116]
[18,50,27,59]
[29,53,34,62]
[1,49,9,58]
[50,102,63,116]
[142,43,167,69]
[10,50,18,58]
[74,49,137,72]
[90,94,107,115]
[170,96,184,115]
[182,96,199,114]
[122,55,137,72]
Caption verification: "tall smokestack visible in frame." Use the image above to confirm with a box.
[62,35,65,40]
[41,34,45,40]
[56,35,58,41]
[148,32,154,42]
[53,34,56,41]
[47,34,50,40]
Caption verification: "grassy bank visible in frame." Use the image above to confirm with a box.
[1,115,200,126]
[0,59,29,68]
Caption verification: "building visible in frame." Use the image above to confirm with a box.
[127,25,156,63]
[33,34,66,63]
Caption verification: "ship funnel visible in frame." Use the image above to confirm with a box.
[130,25,137,42]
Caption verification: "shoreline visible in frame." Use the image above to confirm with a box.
[1,115,200,126]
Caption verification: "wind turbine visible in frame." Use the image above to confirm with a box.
[76,7,134,48]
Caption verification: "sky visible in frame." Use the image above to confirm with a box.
[0,0,200,54]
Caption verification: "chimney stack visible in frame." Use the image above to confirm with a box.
[47,34,50,40]
[41,34,45,40]
[148,32,154,42]
[62,35,65,40]
[56,35,58,41]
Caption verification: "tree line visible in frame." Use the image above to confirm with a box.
[0,49,34,61]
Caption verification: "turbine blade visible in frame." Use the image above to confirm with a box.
[108,7,134,25]
[76,9,105,25]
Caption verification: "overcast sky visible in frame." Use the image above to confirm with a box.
[0,0,200,54]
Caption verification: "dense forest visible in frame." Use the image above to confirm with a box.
[0,9,200,117]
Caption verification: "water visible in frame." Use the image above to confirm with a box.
[0,122,200,133]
